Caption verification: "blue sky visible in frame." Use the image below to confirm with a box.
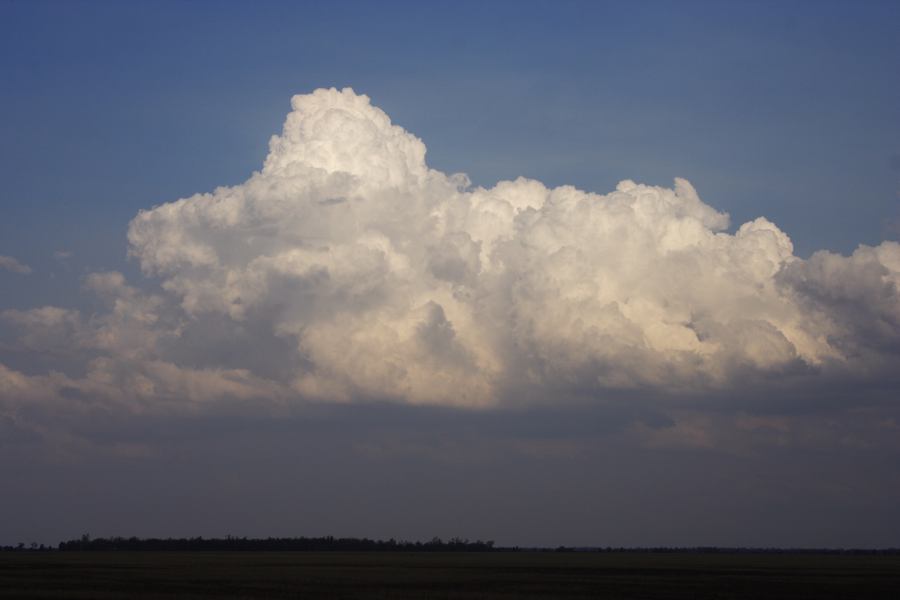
[2,1,900,547]
[2,0,898,308]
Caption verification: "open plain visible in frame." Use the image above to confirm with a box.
[2,551,899,599]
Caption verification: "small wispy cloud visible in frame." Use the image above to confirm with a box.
[0,255,32,274]
[53,250,73,260]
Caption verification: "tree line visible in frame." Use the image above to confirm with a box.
[55,535,495,552]
[4,536,897,554]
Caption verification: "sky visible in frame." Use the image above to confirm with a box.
[1,0,899,548]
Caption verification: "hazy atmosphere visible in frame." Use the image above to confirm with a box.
[2,0,899,548]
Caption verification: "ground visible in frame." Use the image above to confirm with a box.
[2,551,899,599]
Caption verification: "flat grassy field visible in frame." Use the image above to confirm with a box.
[1,551,899,599]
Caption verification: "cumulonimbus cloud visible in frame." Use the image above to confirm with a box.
[2,88,900,415]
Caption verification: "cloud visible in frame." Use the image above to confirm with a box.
[2,88,900,427]
[0,255,31,274]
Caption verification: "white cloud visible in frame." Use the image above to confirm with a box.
[2,88,900,419]
[0,255,31,274]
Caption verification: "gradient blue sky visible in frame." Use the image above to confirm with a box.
[2,0,898,306]
[2,1,900,548]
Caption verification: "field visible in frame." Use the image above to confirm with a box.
[2,551,899,599]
